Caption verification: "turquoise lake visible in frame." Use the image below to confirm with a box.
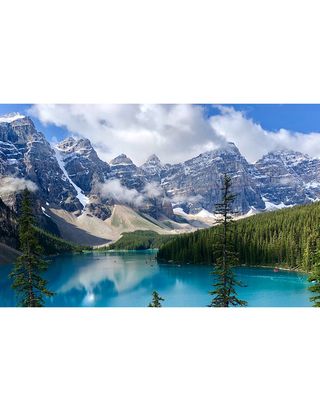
[0,250,312,307]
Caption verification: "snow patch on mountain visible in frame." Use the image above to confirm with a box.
[54,146,89,209]
[0,113,25,123]
[305,181,320,188]
[195,209,215,219]
[173,207,217,220]
[41,206,51,218]
[262,197,294,211]
[244,207,258,216]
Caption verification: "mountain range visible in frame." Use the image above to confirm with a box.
[1,112,320,246]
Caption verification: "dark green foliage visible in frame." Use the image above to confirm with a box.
[157,202,320,272]
[209,174,247,307]
[109,230,176,250]
[148,290,164,307]
[308,250,320,307]
[9,190,54,307]
[35,227,88,255]
[0,195,87,255]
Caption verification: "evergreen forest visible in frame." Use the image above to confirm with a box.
[157,202,320,272]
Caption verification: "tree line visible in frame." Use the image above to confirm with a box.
[157,201,320,272]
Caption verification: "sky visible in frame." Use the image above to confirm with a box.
[1,104,320,164]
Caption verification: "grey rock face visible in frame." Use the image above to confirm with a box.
[109,154,146,191]
[108,153,173,218]
[0,197,17,248]
[85,194,113,220]
[53,140,174,220]
[0,116,81,212]
[161,142,265,213]
[2,113,320,222]
[255,150,320,206]
[140,154,163,183]
[55,136,110,193]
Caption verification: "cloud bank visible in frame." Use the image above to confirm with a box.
[210,105,320,162]
[29,104,226,164]
[29,104,320,164]
[99,179,145,207]
[0,177,38,197]
[142,181,163,198]
[99,179,168,208]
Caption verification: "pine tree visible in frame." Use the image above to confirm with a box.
[209,174,247,307]
[308,250,320,307]
[9,189,54,307]
[148,290,164,307]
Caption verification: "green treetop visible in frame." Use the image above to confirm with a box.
[148,291,164,307]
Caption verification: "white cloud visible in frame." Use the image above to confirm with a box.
[99,179,166,208]
[29,104,226,165]
[210,105,320,162]
[171,193,203,205]
[0,177,38,197]
[98,179,144,207]
[142,181,163,198]
[29,104,320,164]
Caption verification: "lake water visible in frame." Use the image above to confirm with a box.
[0,250,312,307]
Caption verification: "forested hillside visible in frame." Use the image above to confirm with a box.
[157,203,320,271]
[108,230,176,250]
[35,228,87,255]
[0,197,86,260]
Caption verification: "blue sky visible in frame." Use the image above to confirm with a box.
[2,104,320,164]
[205,104,320,134]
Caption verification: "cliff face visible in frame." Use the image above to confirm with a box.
[0,115,82,212]
[0,197,18,249]
[160,142,265,213]
[2,112,320,234]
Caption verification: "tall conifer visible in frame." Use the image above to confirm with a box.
[9,189,54,307]
[209,174,247,307]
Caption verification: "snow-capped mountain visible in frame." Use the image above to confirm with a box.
[1,112,320,234]
[108,153,173,219]
[254,149,320,206]
[109,153,146,191]
[0,114,83,212]
[161,142,265,213]
[140,154,164,182]
[54,136,113,218]
[55,136,110,194]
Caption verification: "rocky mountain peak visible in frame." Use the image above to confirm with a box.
[258,149,310,164]
[110,154,134,166]
[2,110,320,224]
[56,136,78,151]
[145,154,161,164]
[0,116,83,212]
[56,136,95,158]
[140,154,163,183]
[0,115,44,145]
[54,136,110,196]
[212,141,241,156]
[254,148,320,206]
